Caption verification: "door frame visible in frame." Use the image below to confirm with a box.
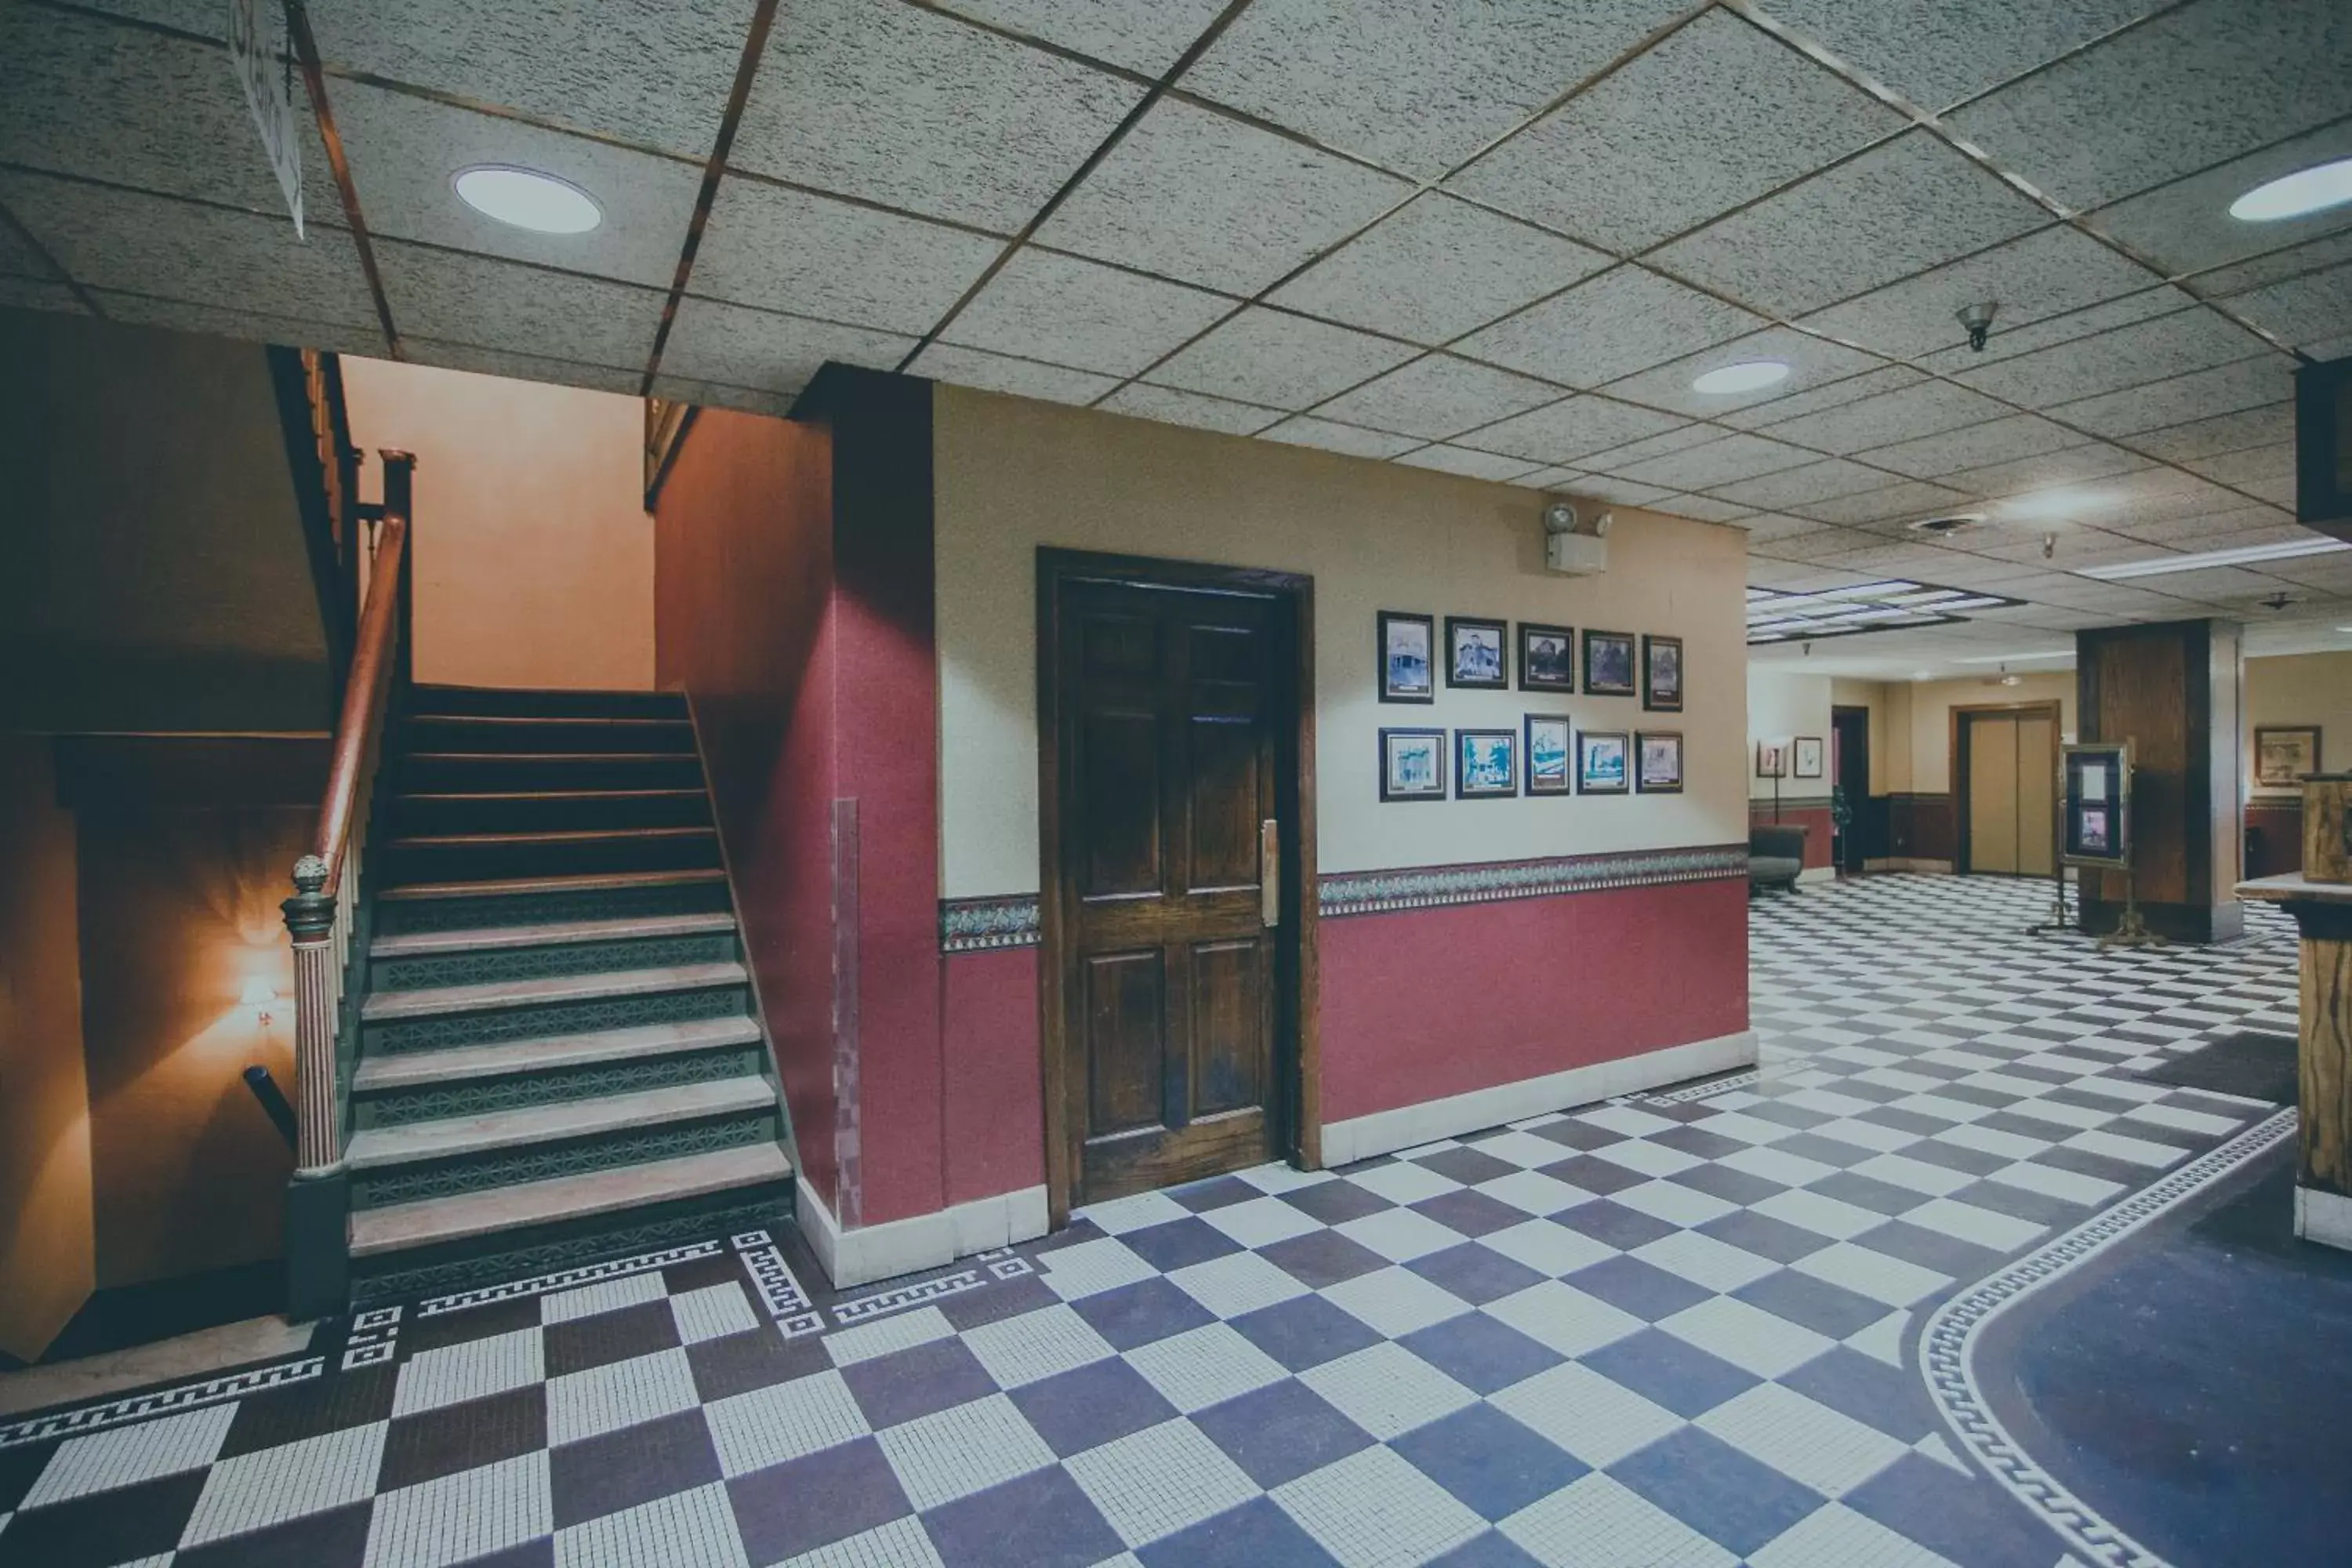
[1951,700,2062,876]
[1830,705,1871,874]
[1034,546,1320,1229]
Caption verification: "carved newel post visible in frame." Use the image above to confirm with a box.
[282,851,350,1316]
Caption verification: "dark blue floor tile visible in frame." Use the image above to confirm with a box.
[1412,1188,1529,1239]
[1416,1146,1520,1186]
[1259,1229,1391,1290]
[728,1436,911,1564]
[1583,1328,1759,1417]
[1425,1529,1545,1567]
[1779,1347,1934,1442]
[1232,1294,1381,1372]
[1809,1171,1932,1215]
[1071,1276,1216,1351]
[1138,1495,1339,1568]
[1733,1269,1890,1340]
[923,1466,1125,1568]
[1191,1378,1374,1489]
[1011,1356,1178,1457]
[1390,1404,1587,1519]
[1528,1119,1627,1152]
[1843,1453,2067,1568]
[1647,1123,1749,1160]
[1853,1219,2003,1279]
[1278,1180,1396,1227]
[1407,1243,1544,1307]
[1537,1155,1648,1196]
[938,1273,1060,1331]
[1169,1175,1261,1214]
[1737,1101,1834,1131]
[1668,1160,1788,1207]
[1945,1178,2087,1229]
[1696,1207,1833,1265]
[1554,1200,1678,1252]
[1899,1138,2012,1178]
[173,1499,375,1568]
[1772,1134,1879,1171]
[550,1406,720,1529]
[1607,1426,1823,1556]
[1121,1216,1245,1272]
[840,1338,999,1429]
[1398,1312,1562,1396]
[1562,1256,1714,1323]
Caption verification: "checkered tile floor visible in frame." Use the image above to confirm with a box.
[0,876,2301,1567]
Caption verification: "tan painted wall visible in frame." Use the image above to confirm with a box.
[2245,650,2352,797]
[931,385,1750,895]
[0,735,93,1361]
[342,358,655,692]
[1900,671,2077,793]
[1747,671,1831,800]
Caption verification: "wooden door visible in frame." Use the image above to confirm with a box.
[1053,575,1290,1206]
[2015,713,2056,877]
[1969,714,2020,873]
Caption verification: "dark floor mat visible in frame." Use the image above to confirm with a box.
[2133,1030,2297,1105]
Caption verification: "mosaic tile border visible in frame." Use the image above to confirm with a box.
[1922,1106,2297,1568]
[0,1356,324,1450]
[416,1239,724,1317]
[1637,1067,1764,1105]
[732,1229,824,1338]
[939,894,1041,953]
[831,1250,1036,1327]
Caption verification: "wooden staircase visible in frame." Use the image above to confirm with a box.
[339,685,793,1305]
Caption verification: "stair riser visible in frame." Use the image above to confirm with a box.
[403,717,696,756]
[372,931,742,994]
[372,879,732,936]
[384,833,720,884]
[399,754,706,792]
[391,793,713,836]
[354,1041,769,1128]
[412,688,688,721]
[362,982,752,1055]
[350,1106,782,1210]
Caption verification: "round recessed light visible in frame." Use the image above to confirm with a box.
[1691,360,1791,395]
[2229,157,2352,223]
[453,165,601,234]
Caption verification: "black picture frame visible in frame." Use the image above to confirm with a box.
[1378,611,1436,705]
[1577,730,1630,794]
[1445,615,1509,689]
[1377,727,1447,802]
[1635,730,1684,794]
[1793,735,1824,779]
[1524,714,1573,796]
[1455,728,1519,797]
[1518,622,1575,692]
[1642,633,1683,713]
[1582,629,1637,696]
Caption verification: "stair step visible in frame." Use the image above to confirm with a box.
[383,825,721,880]
[405,716,695,756]
[347,1075,776,1171]
[379,868,727,902]
[361,962,748,1022]
[409,685,687,720]
[391,789,712,834]
[354,1018,764,1092]
[399,752,706,792]
[388,827,715,852]
[348,1142,791,1258]
[372,912,737,960]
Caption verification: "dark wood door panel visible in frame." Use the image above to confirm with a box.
[1187,715,1263,893]
[1083,949,1166,1141]
[1189,937,1267,1118]
[1076,708,1163,900]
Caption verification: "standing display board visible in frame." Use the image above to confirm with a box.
[2062,742,2131,869]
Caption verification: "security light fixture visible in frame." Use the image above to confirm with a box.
[1691,361,1791,395]
[1955,300,1998,351]
[2229,158,2352,223]
[2076,537,2352,580]
[454,165,601,234]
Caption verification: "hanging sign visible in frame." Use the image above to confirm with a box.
[227,0,305,238]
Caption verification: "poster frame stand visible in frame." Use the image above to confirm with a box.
[2060,740,2162,949]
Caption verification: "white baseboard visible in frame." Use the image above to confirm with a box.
[2296,1185,2352,1252]
[1798,866,1836,885]
[1319,1030,1758,1168]
[795,1178,1051,1289]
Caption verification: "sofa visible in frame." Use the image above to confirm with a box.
[1750,823,1809,894]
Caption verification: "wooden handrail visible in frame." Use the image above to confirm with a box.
[310,507,406,880]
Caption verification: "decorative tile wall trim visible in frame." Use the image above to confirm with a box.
[832,1251,1036,1328]
[0,1357,323,1450]
[940,894,1041,953]
[1317,844,1748,917]
[732,1229,824,1339]
[416,1239,724,1316]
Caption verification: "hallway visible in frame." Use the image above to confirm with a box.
[0,877,2307,1567]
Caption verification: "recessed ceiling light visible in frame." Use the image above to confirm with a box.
[2228,157,2352,223]
[2077,537,2352,580]
[1692,361,1791,395]
[453,165,601,234]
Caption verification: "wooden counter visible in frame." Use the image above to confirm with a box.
[2238,873,2352,1249]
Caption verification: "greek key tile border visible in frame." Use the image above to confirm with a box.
[732,1229,823,1339]
[0,1356,324,1450]
[1922,1106,2296,1568]
[416,1239,724,1317]
[1639,1069,1763,1105]
[832,1250,1036,1328]
[940,894,1041,953]
[1319,844,1749,917]
[341,1305,402,1371]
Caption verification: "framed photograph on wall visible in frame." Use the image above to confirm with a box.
[1756,740,1787,779]
[1519,622,1575,692]
[1378,611,1435,704]
[1582,629,1637,696]
[1378,727,1446,801]
[1455,728,1519,797]
[1446,616,1508,688]
[1642,633,1683,712]
[1525,714,1573,795]
[1793,735,1825,779]
[2254,725,2321,787]
[1578,730,1630,794]
[1636,731,1683,794]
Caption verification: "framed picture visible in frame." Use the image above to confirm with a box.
[1455,728,1519,797]
[1793,735,1824,779]
[1378,727,1446,801]
[1582,629,1637,696]
[1577,730,1629,794]
[1519,622,1575,692]
[1445,616,1508,688]
[1524,714,1573,795]
[1636,731,1683,794]
[2254,724,2321,788]
[2078,804,2112,854]
[1642,633,1683,712]
[1756,740,1787,779]
[1378,611,1435,704]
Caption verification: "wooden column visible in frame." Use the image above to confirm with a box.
[281,851,350,1316]
[2239,876,2352,1247]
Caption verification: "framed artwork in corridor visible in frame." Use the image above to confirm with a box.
[1378,611,1435,703]
[1456,728,1519,797]
[1583,629,1636,696]
[1446,616,1508,689]
[1636,731,1683,793]
[1379,728,1446,801]
[1578,730,1629,794]
[1642,633,1683,711]
[1525,714,1573,795]
[1519,622,1575,691]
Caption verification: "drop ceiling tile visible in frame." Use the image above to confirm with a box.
[1750,0,2162,112]
[1936,444,2156,502]
[1455,265,1766,387]
[1608,432,1818,491]
[1912,287,2200,377]
[1738,513,1832,543]
[1099,382,1286,434]
[1393,445,1544,482]
[1952,309,2278,408]
[1800,541,1962,575]
[1520,467,1596,492]
[0,9,322,214]
[376,241,669,370]
[1651,494,1758,524]
[402,337,644,395]
[693,177,1004,336]
[2045,355,2299,438]
[1444,8,1903,252]
[335,84,702,290]
[2184,443,2298,501]
[931,0,1229,75]
[0,277,85,314]
[909,343,1122,406]
[1578,422,1730,474]
[944,249,1233,376]
[2086,122,2352,278]
[1185,0,1690,180]
[2120,403,2294,463]
[0,171,378,328]
[1857,412,2089,479]
[1266,194,1610,347]
[2223,263,2352,354]
[313,0,757,158]
[1751,377,2009,455]
[1312,354,1564,440]
[647,374,796,417]
[1599,325,1889,421]
[1147,307,1417,408]
[1452,394,1690,465]
[1708,457,1895,511]
[1036,99,1411,296]
[1798,225,2169,363]
[2103,503,2293,544]
[91,290,387,357]
[1715,364,1926,431]
[0,215,59,280]
[1945,0,2352,210]
[1258,416,1423,459]
[661,296,914,395]
[731,0,1143,231]
[1570,475,1679,507]
[1652,131,2050,318]
[1797,478,1974,524]
[2190,231,2352,299]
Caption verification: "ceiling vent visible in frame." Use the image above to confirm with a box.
[1907,513,1985,537]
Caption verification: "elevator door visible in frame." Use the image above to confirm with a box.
[1964,711,2056,877]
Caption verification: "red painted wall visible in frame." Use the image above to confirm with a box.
[941,948,1047,1205]
[1751,802,1834,869]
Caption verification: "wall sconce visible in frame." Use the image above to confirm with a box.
[241,978,278,1027]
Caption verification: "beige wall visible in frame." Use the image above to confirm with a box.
[0,735,93,1361]
[932,386,1750,895]
[343,358,655,692]
[1897,672,2075,793]
[2245,650,2352,797]
[1748,670,1831,800]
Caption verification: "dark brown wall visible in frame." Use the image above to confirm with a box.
[2248,798,2304,877]
[1887,793,1955,863]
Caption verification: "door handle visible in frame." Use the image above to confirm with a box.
[1260,818,1280,927]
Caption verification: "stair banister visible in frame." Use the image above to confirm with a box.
[281,448,414,1317]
